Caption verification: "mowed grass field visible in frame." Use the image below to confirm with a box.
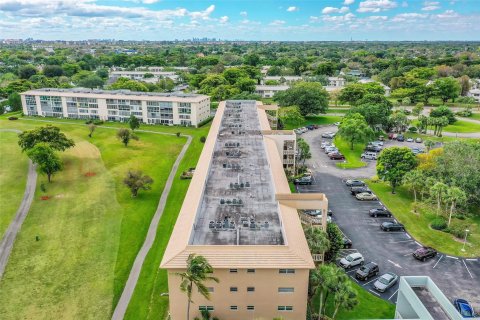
[333,136,367,169]
[0,131,29,239]
[0,117,204,319]
[442,119,480,133]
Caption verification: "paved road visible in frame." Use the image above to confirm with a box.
[297,128,480,309]
[112,134,192,320]
[0,129,37,279]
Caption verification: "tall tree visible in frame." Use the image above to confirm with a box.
[117,128,138,147]
[331,276,358,319]
[377,147,418,193]
[7,92,22,112]
[26,143,63,183]
[274,82,329,116]
[458,75,471,96]
[297,138,312,166]
[446,187,467,227]
[128,115,140,132]
[337,113,374,150]
[309,264,337,320]
[430,182,449,216]
[87,123,96,138]
[402,170,425,203]
[303,226,330,256]
[18,125,75,152]
[176,254,219,320]
[280,107,305,127]
[433,77,461,103]
[18,65,37,79]
[123,170,154,197]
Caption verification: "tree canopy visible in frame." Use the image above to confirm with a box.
[377,147,418,193]
[18,125,75,152]
[274,81,329,116]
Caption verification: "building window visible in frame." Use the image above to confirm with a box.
[199,306,214,311]
[230,306,238,310]
[229,269,237,273]
[278,306,293,311]
[278,287,295,293]
[247,306,255,311]
[230,287,238,292]
[247,287,255,292]
[247,269,255,273]
[279,269,295,274]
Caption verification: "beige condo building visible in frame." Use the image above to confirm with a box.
[161,100,329,320]
[20,88,210,127]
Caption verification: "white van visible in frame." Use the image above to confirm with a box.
[361,152,378,160]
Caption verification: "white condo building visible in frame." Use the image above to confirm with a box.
[21,88,210,127]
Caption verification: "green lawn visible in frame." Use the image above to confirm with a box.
[443,120,480,133]
[333,136,366,169]
[0,116,196,319]
[470,113,480,121]
[367,181,480,257]
[312,277,395,319]
[326,108,349,114]
[0,131,29,239]
[283,115,343,130]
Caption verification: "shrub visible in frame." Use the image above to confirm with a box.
[8,116,18,120]
[198,116,213,127]
[85,119,93,124]
[200,136,206,143]
[93,119,104,125]
[408,126,418,133]
[176,132,181,137]
[447,222,470,239]
[430,218,447,231]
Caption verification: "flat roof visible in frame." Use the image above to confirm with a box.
[190,100,284,246]
[255,85,289,90]
[21,88,208,100]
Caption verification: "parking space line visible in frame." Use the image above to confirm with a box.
[390,240,414,243]
[388,289,399,301]
[368,289,381,297]
[462,260,474,279]
[403,252,413,257]
[414,241,422,246]
[446,255,459,260]
[346,267,361,274]
[433,255,444,269]
[363,277,380,286]
[350,275,360,283]
[387,259,402,269]
[466,258,478,261]
[405,233,411,239]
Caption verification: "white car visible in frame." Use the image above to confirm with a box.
[294,129,302,135]
[406,138,414,142]
[361,152,378,160]
[325,146,338,154]
[334,122,341,126]
[321,142,331,149]
[339,252,364,269]
[371,140,384,146]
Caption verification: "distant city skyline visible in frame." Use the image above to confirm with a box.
[0,0,479,41]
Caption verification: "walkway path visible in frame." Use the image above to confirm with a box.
[0,129,37,279]
[15,118,196,317]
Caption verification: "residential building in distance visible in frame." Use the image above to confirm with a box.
[161,100,329,320]
[20,88,210,127]
[327,76,346,88]
[468,88,480,103]
[262,75,303,84]
[255,84,290,98]
[108,70,180,84]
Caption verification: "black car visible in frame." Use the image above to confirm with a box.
[351,187,371,195]
[369,208,392,217]
[381,222,404,231]
[345,180,365,187]
[397,134,405,142]
[355,262,379,281]
[294,176,312,185]
[343,237,353,249]
[413,247,438,262]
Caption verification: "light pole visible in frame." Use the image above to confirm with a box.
[461,229,470,252]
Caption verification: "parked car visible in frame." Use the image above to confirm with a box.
[351,187,371,196]
[294,176,313,185]
[413,247,438,262]
[346,180,365,187]
[334,122,341,126]
[381,221,404,231]
[329,152,345,160]
[388,133,395,140]
[356,192,378,201]
[343,237,353,249]
[306,125,315,130]
[361,151,378,160]
[373,272,399,292]
[355,262,379,281]
[294,129,302,135]
[303,210,332,223]
[325,146,338,154]
[300,127,308,133]
[321,141,331,149]
[365,145,382,152]
[453,298,476,318]
[369,208,392,217]
[406,137,414,142]
[415,137,423,143]
[370,140,384,146]
[378,136,385,141]
[322,132,336,139]
[339,252,364,269]
[397,134,405,142]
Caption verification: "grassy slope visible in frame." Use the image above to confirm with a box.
[442,119,480,133]
[0,131,29,239]
[470,113,480,121]
[124,126,209,320]
[367,181,480,257]
[283,115,343,130]
[333,136,367,169]
[312,278,395,319]
[0,117,186,319]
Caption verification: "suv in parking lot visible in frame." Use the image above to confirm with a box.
[355,262,379,281]
[294,176,313,185]
[361,151,378,160]
[329,152,345,160]
[413,247,437,262]
[339,252,364,269]
[381,221,404,231]
[351,186,371,195]
[369,208,392,217]
[373,272,399,292]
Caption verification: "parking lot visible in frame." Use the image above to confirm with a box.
[296,127,480,308]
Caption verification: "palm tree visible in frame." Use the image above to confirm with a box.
[176,254,219,320]
[446,187,467,227]
[402,170,424,203]
[309,264,337,320]
[430,182,449,216]
[304,226,331,259]
[424,139,435,152]
[331,274,358,319]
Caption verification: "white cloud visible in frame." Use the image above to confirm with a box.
[240,11,247,16]
[219,16,229,23]
[287,6,299,12]
[357,0,397,13]
[189,5,215,20]
[322,13,356,22]
[422,1,440,11]
[391,12,428,21]
[322,6,350,14]
[344,0,355,5]
[269,19,286,26]
[436,9,459,18]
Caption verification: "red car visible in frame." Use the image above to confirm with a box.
[329,152,345,160]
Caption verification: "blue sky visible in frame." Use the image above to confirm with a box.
[0,0,479,41]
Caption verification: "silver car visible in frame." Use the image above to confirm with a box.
[373,272,399,292]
